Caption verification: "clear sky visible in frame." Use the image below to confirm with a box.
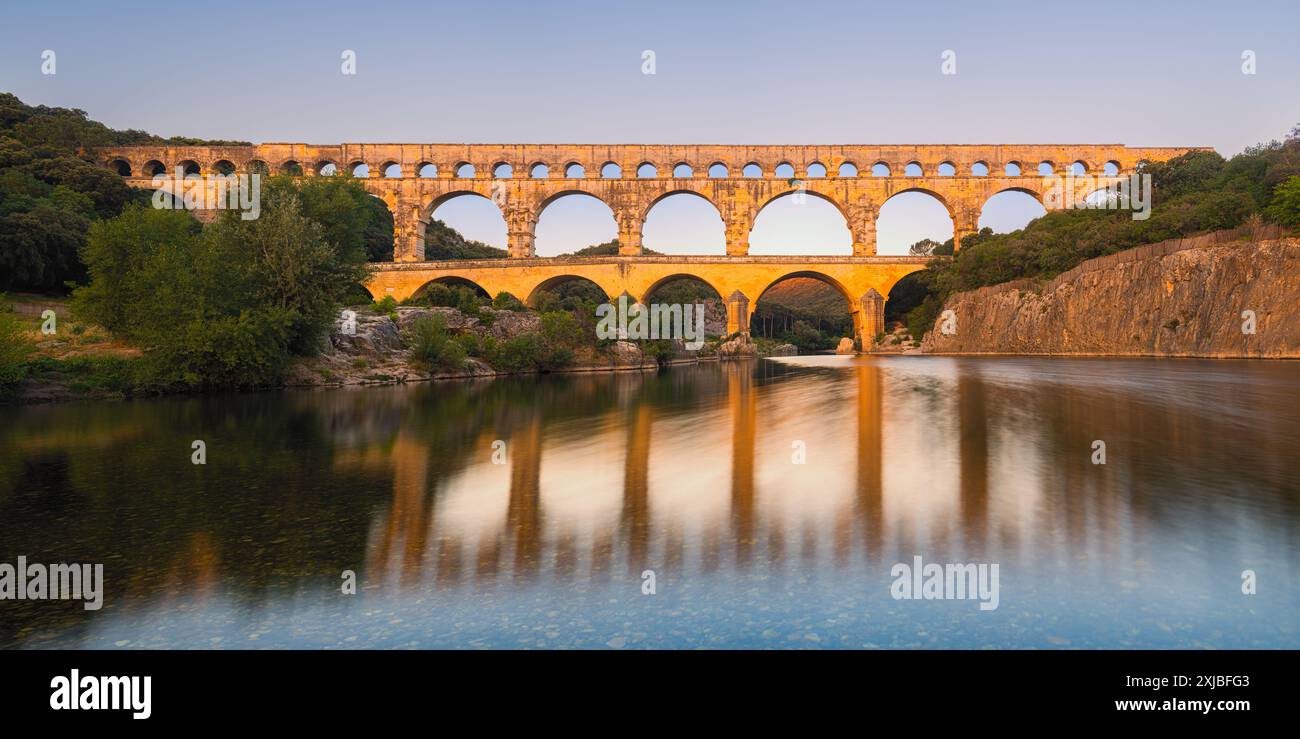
[3,0,1297,254]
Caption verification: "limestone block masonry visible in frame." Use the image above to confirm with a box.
[95,142,1208,347]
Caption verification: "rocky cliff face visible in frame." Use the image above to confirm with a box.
[921,237,1300,358]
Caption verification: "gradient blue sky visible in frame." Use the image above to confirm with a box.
[3,0,1297,254]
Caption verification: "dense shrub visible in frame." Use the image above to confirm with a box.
[406,314,467,372]
[492,291,526,311]
[1266,175,1300,227]
[72,187,370,388]
[0,302,33,390]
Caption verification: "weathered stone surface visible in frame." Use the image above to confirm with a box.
[767,343,798,356]
[921,238,1300,358]
[835,337,856,354]
[395,307,473,332]
[332,313,402,355]
[608,340,646,366]
[96,141,1203,259]
[485,310,541,339]
[394,306,540,339]
[718,334,757,358]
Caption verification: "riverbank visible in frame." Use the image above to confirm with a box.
[921,235,1300,358]
[3,298,794,404]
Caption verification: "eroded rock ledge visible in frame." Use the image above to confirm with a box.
[921,237,1300,358]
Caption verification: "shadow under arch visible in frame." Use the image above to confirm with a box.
[526,274,612,308]
[344,282,376,305]
[748,189,853,255]
[638,273,725,306]
[411,275,491,301]
[882,268,932,328]
[751,270,857,348]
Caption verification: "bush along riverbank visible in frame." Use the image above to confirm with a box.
[1,282,802,404]
[286,298,719,388]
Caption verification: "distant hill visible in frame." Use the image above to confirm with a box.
[556,239,664,257]
[423,219,508,259]
[761,277,848,317]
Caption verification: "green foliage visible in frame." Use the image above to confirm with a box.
[72,187,369,388]
[540,310,585,350]
[533,290,562,314]
[0,302,33,390]
[265,176,389,264]
[373,295,398,318]
[473,315,579,373]
[492,291,526,311]
[485,333,544,373]
[0,93,234,292]
[555,239,666,257]
[407,282,488,317]
[1265,175,1300,227]
[640,339,675,366]
[406,314,467,372]
[788,320,826,352]
[423,219,508,260]
[908,238,942,256]
[906,294,944,341]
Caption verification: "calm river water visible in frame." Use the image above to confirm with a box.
[2,356,1297,649]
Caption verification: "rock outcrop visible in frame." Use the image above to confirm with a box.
[834,337,855,354]
[767,343,798,356]
[287,306,672,386]
[921,237,1300,358]
[718,334,757,358]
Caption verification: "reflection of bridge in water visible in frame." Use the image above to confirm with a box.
[363,360,1017,588]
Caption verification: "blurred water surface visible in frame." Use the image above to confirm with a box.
[1,356,1297,648]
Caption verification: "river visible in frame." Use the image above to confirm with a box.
[2,356,1297,648]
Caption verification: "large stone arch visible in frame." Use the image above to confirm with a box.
[880,186,955,217]
[411,275,492,301]
[535,187,616,218]
[875,187,957,255]
[526,274,618,308]
[750,269,864,347]
[531,189,619,257]
[638,186,721,221]
[639,188,727,255]
[979,187,1049,234]
[753,186,851,222]
[422,188,499,220]
[636,272,727,306]
[748,188,854,255]
[754,270,856,314]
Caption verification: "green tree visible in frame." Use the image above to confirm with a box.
[72,189,369,388]
[0,302,33,391]
[1265,175,1300,227]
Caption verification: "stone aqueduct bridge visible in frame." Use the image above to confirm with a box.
[96,142,1204,341]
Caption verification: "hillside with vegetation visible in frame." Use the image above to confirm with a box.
[900,125,1300,338]
[0,93,254,293]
